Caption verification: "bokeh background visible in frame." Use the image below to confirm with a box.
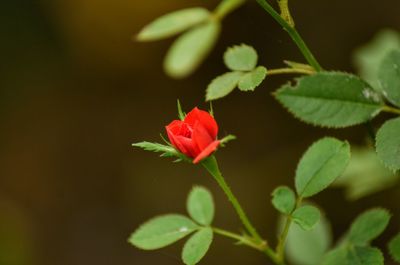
[1,0,400,264]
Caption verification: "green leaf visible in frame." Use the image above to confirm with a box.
[187,186,214,226]
[378,50,400,107]
[353,29,400,89]
[295,137,351,198]
[271,186,296,214]
[136,8,211,42]
[347,246,384,265]
[292,205,320,231]
[223,44,258,71]
[388,233,400,262]
[333,147,399,200]
[348,208,391,245]
[275,72,384,128]
[129,214,199,250]
[323,246,384,265]
[286,212,332,265]
[238,66,267,91]
[164,21,220,79]
[376,117,400,171]
[132,141,188,161]
[182,227,213,265]
[205,71,244,101]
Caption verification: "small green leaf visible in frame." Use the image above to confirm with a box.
[333,147,399,200]
[129,214,199,250]
[292,205,320,231]
[206,71,244,101]
[164,21,220,79]
[187,186,214,226]
[378,50,400,107]
[177,99,186,120]
[286,212,332,265]
[353,29,400,89]
[348,208,391,245]
[136,8,211,41]
[132,141,188,161]
[220,134,236,146]
[238,66,267,91]
[182,227,213,265]
[376,117,400,171]
[271,186,296,214]
[275,72,384,128]
[295,137,351,198]
[347,246,384,265]
[388,233,400,262]
[224,44,258,71]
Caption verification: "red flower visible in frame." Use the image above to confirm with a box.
[166,107,220,164]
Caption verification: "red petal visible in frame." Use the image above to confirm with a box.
[165,120,183,148]
[184,107,218,139]
[174,136,200,158]
[193,140,220,164]
[192,121,213,150]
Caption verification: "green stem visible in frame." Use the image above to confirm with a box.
[212,227,264,250]
[255,0,322,71]
[267,67,315,76]
[212,227,280,263]
[275,216,292,264]
[202,156,263,243]
[382,105,400,115]
[213,0,246,20]
[275,197,302,264]
[201,156,282,263]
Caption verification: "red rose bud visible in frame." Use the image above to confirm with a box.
[165,107,220,164]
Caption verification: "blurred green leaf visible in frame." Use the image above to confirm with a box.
[206,71,244,101]
[286,211,332,265]
[238,66,267,91]
[275,72,384,128]
[224,44,258,71]
[271,186,296,214]
[136,8,211,41]
[348,208,390,245]
[388,233,400,262]
[323,246,383,265]
[187,186,214,226]
[347,246,384,265]
[333,147,399,200]
[292,205,320,231]
[129,214,198,250]
[378,50,400,107]
[164,21,220,79]
[295,137,351,198]
[322,247,348,265]
[182,227,213,265]
[353,29,400,89]
[376,117,400,171]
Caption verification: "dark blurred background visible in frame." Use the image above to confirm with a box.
[1,0,400,264]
